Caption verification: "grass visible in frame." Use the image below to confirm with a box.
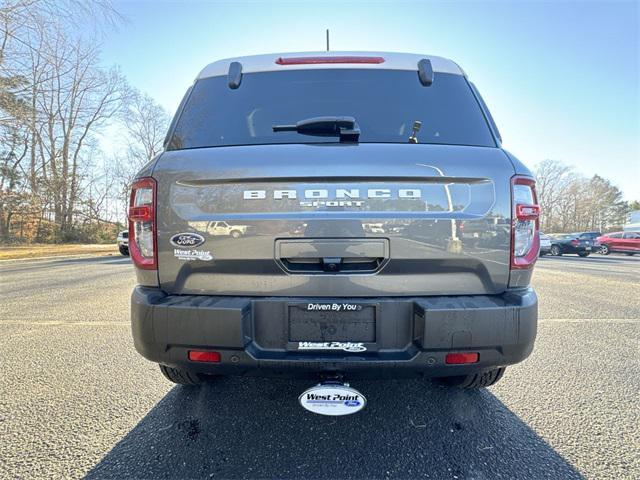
[0,243,118,260]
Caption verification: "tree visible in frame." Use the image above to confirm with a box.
[0,0,127,241]
[113,90,170,216]
[534,159,629,233]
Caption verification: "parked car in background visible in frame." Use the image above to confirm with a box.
[549,233,594,257]
[597,231,640,255]
[577,231,601,242]
[539,232,552,256]
[117,230,129,256]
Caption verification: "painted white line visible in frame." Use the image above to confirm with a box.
[540,318,638,323]
[537,263,639,272]
[2,319,637,327]
[1,321,129,326]
[0,253,116,264]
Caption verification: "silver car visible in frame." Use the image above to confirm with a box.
[127,52,540,402]
[116,230,129,256]
[539,232,552,256]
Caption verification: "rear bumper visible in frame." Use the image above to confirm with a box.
[131,287,537,379]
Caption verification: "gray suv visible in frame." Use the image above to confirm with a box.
[129,52,540,394]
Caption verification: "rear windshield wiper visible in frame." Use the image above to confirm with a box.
[272,116,360,143]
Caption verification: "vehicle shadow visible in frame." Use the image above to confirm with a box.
[86,377,583,479]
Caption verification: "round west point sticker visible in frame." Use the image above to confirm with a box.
[299,384,366,416]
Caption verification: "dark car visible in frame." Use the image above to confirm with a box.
[597,231,640,255]
[549,232,597,257]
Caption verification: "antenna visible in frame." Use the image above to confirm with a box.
[326,29,330,51]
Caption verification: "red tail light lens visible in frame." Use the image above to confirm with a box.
[516,204,540,221]
[445,352,479,364]
[188,350,221,363]
[275,56,385,65]
[511,176,540,270]
[128,177,157,270]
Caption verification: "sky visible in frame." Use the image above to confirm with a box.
[101,0,639,199]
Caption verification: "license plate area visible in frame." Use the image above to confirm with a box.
[288,303,376,342]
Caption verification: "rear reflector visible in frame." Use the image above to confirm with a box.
[276,56,385,65]
[188,351,221,363]
[445,352,479,364]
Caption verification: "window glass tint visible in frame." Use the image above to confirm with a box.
[609,233,622,238]
[623,232,639,239]
[169,70,495,149]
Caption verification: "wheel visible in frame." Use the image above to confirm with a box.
[578,252,590,257]
[550,245,562,256]
[600,244,610,255]
[230,230,242,238]
[435,367,506,389]
[119,246,129,256]
[159,364,209,385]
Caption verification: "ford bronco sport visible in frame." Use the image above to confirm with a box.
[129,52,539,405]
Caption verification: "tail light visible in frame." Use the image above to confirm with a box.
[571,239,580,246]
[129,177,157,270]
[511,176,540,269]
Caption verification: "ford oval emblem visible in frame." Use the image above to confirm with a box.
[170,232,205,248]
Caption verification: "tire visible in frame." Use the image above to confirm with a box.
[436,367,506,389]
[600,244,610,255]
[626,253,635,256]
[578,252,590,257]
[550,245,562,256]
[119,246,129,256]
[230,230,242,239]
[159,364,208,386]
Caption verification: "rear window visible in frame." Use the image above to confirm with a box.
[168,69,496,150]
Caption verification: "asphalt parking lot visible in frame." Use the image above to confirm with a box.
[0,253,638,479]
